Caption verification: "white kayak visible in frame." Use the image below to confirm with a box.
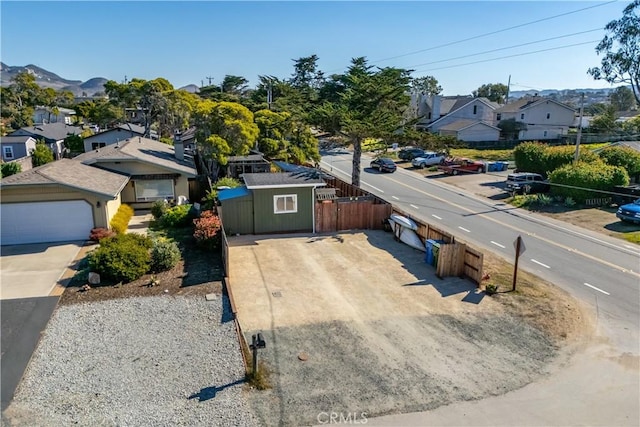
[390,213,418,231]
[388,218,425,252]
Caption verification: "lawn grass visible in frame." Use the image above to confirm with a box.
[450,148,513,161]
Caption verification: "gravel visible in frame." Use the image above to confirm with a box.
[3,295,257,427]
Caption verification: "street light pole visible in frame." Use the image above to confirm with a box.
[574,93,585,163]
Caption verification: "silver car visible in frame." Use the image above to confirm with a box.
[411,152,445,168]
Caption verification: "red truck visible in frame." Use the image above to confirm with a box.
[437,157,485,175]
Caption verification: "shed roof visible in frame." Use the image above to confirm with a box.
[218,186,251,201]
[0,158,128,198]
[242,172,326,189]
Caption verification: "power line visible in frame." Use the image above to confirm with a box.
[368,0,617,65]
[404,28,602,69]
[413,40,600,73]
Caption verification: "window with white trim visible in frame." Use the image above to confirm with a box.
[273,194,297,214]
[91,142,106,150]
[3,146,14,159]
[135,179,174,201]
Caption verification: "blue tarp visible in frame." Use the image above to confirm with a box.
[218,186,251,201]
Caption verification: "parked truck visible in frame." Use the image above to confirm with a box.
[437,157,485,175]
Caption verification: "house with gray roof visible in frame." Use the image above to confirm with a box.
[494,97,576,140]
[218,171,326,234]
[8,122,83,159]
[82,123,151,153]
[75,136,198,209]
[0,159,128,245]
[417,96,501,142]
[33,106,76,125]
[1,135,37,162]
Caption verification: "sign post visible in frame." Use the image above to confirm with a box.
[512,236,526,292]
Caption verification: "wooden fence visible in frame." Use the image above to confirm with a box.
[392,206,484,286]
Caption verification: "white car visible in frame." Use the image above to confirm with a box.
[411,152,445,168]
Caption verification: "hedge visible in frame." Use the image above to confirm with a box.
[598,146,640,178]
[549,162,629,203]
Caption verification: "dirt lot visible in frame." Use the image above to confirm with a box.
[228,231,591,426]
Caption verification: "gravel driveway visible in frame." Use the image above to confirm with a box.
[2,295,256,426]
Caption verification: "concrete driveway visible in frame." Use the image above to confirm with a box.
[0,242,84,300]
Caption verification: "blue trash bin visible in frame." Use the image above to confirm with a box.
[425,239,435,265]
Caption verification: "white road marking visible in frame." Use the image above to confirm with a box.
[392,196,399,200]
[432,214,442,220]
[491,241,505,248]
[584,282,610,295]
[363,182,384,193]
[458,226,470,233]
[410,204,419,210]
[531,259,550,269]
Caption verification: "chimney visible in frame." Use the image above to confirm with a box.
[431,95,442,122]
[174,130,184,161]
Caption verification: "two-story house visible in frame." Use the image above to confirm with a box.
[33,106,76,125]
[494,97,576,140]
[416,95,501,142]
[83,123,149,152]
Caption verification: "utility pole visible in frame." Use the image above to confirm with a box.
[574,92,585,163]
[206,76,213,86]
[267,80,273,110]
[505,75,511,105]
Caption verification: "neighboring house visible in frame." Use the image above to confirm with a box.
[421,97,500,142]
[33,106,76,125]
[8,123,82,159]
[125,107,146,125]
[436,119,501,142]
[74,136,198,209]
[83,123,146,153]
[226,154,271,178]
[615,110,639,124]
[0,159,128,245]
[416,95,478,126]
[0,136,37,162]
[494,97,576,140]
[218,171,326,235]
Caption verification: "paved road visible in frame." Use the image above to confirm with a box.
[1,297,59,412]
[320,149,640,424]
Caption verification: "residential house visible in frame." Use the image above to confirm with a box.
[1,136,37,162]
[33,106,76,125]
[0,159,128,245]
[83,123,146,152]
[75,136,198,209]
[218,171,326,234]
[7,122,83,159]
[494,97,576,140]
[417,96,501,142]
[226,154,271,178]
[1,135,199,244]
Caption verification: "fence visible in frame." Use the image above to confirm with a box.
[392,206,484,285]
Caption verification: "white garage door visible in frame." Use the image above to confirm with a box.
[1,200,94,245]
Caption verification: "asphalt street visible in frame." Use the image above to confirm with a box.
[321,150,640,353]
[1,296,59,412]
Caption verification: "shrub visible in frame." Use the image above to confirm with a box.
[598,146,640,178]
[535,194,553,206]
[161,204,193,228]
[193,210,222,251]
[543,146,599,175]
[564,197,576,207]
[150,238,181,272]
[514,141,547,175]
[109,204,135,234]
[549,162,630,203]
[1,162,21,178]
[89,227,116,242]
[88,233,152,283]
[151,200,169,220]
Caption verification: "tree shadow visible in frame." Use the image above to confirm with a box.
[188,378,246,402]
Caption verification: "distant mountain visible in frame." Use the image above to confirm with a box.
[0,63,107,97]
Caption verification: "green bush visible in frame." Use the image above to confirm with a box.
[161,204,193,228]
[514,142,547,175]
[535,194,553,206]
[109,204,134,234]
[543,146,599,175]
[151,200,169,220]
[88,234,152,283]
[598,146,640,178]
[150,238,181,272]
[1,162,21,178]
[549,162,630,203]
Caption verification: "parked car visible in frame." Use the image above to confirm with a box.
[616,199,640,224]
[437,157,486,175]
[370,157,397,173]
[505,172,550,194]
[398,147,425,161]
[411,152,446,169]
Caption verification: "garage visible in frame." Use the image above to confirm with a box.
[1,200,94,245]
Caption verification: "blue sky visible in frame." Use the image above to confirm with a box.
[0,1,630,95]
